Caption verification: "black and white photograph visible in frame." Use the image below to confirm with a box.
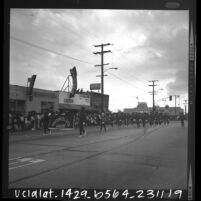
[4,2,196,199]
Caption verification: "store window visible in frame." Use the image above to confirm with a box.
[9,100,26,113]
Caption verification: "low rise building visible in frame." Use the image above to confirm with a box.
[9,84,109,114]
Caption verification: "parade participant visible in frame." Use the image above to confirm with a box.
[179,112,185,127]
[117,113,121,128]
[43,112,50,135]
[142,113,146,128]
[100,112,106,132]
[136,114,140,128]
[79,107,86,137]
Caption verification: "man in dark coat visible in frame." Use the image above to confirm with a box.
[100,112,106,132]
[79,107,86,137]
[179,112,185,127]
[43,112,50,134]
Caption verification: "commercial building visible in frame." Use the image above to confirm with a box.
[124,102,184,116]
[9,84,109,114]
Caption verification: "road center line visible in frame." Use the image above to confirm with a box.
[9,157,23,161]
[9,160,45,170]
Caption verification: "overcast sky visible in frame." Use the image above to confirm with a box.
[10,9,189,112]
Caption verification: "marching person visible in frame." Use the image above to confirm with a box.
[100,112,106,132]
[79,107,87,137]
[179,112,185,128]
[43,112,50,135]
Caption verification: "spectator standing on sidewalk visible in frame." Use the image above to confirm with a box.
[30,114,35,130]
[79,107,86,137]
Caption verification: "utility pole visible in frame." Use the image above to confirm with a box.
[148,80,158,112]
[184,100,188,115]
[174,95,180,118]
[93,43,112,114]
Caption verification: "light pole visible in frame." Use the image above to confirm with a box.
[96,67,118,113]
[184,100,188,115]
[169,95,180,119]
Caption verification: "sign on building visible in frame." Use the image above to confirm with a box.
[90,83,101,90]
[59,91,90,106]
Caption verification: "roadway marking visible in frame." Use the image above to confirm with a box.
[9,157,23,161]
[9,157,45,170]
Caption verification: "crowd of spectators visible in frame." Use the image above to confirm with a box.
[9,109,176,133]
[9,111,45,132]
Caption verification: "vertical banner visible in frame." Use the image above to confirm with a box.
[69,67,77,98]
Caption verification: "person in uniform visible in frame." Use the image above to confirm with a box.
[100,112,106,132]
[43,112,50,134]
[179,112,185,127]
[79,107,86,137]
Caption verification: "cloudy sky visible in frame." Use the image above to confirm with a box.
[10,9,189,112]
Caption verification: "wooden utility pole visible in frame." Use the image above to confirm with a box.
[148,80,158,112]
[93,43,112,113]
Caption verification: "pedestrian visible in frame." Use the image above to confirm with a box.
[43,112,50,134]
[100,112,106,132]
[20,113,25,131]
[8,112,12,131]
[30,114,35,130]
[136,115,140,128]
[179,112,185,127]
[79,107,86,137]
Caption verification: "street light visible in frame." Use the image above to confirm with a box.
[96,67,118,77]
[104,67,118,72]
[96,67,118,113]
[96,74,108,77]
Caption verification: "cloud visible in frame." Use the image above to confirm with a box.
[166,69,188,94]
[9,9,189,111]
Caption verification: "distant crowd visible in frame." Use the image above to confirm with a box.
[74,111,172,128]
[8,109,182,133]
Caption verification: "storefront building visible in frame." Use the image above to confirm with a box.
[9,85,109,114]
[9,85,59,114]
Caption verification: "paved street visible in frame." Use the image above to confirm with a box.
[9,122,187,189]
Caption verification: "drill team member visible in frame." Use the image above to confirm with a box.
[79,107,86,137]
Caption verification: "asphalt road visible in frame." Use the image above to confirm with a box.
[9,122,187,189]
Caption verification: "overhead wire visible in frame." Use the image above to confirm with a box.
[10,36,94,65]
[107,71,148,93]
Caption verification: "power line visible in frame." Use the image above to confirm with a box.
[111,92,149,101]
[10,36,94,65]
[11,10,100,48]
[107,71,148,93]
[110,45,156,89]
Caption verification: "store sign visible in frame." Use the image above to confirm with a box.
[59,91,90,106]
[90,83,101,90]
